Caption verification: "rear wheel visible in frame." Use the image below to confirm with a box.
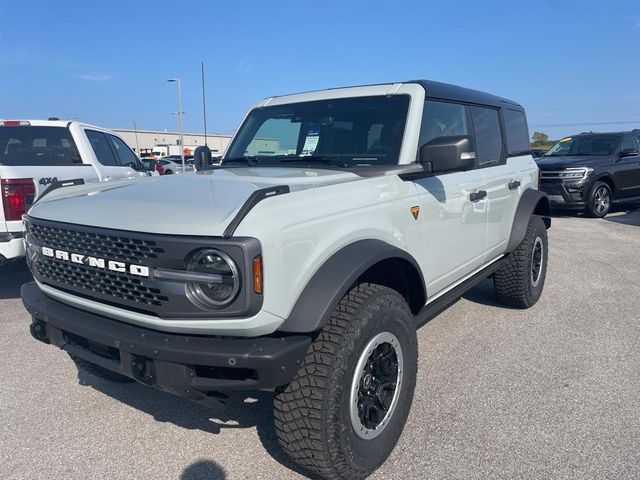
[69,354,134,383]
[274,283,418,480]
[494,215,548,308]
[586,181,611,218]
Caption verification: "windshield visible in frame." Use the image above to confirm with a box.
[544,134,620,157]
[225,95,410,167]
[0,126,82,166]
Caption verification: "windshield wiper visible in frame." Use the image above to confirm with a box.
[222,156,260,166]
[279,155,349,168]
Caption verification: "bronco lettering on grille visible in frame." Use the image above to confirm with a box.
[41,246,150,277]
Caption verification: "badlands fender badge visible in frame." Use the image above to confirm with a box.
[41,246,150,277]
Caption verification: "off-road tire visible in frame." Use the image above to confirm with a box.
[585,181,612,218]
[274,283,418,480]
[494,215,548,308]
[69,354,135,383]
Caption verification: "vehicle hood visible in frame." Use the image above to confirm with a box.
[28,167,361,236]
[535,155,610,169]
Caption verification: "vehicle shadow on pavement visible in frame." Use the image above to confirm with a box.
[77,370,323,479]
[605,208,640,228]
[0,260,32,300]
[462,278,517,309]
[181,459,227,480]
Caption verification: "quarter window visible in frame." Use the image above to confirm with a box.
[419,101,469,146]
[86,130,117,166]
[503,109,530,156]
[471,107,503,165]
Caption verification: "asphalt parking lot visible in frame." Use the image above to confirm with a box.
[1,208,640,480]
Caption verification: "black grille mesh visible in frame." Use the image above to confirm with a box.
[34,257,168,307]
[28,223,168,308]
[28,223,165,264]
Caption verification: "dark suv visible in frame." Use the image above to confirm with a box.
[537,130,640,217]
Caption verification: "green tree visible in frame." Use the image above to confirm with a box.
[531,131,549,147]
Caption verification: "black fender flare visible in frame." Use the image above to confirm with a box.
[506,188,551,253]
[279,239,426,333]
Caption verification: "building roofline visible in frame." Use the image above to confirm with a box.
[112,128,233,137]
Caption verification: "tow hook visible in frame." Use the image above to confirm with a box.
[30,320,49,344]
[131,356,155,385]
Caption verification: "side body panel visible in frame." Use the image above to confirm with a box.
[483,156,538,260]
[613,151,640,199]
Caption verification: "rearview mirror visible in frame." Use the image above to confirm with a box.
[419,136,475,173]
[193,145,212,171]
[620,148,638,158]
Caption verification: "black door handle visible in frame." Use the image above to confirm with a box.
[470,190,487,202]
[508,180,521,190]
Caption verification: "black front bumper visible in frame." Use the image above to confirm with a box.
[22,282,311,406]
[539,180,589,209]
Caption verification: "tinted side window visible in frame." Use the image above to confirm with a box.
[471,107,503,165]
[503,109,530,156]
[86,130,117,166]
[620,135,640,153]
[108,135,140,168]
[419,101,469,146]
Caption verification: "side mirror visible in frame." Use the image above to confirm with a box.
[193,145,212,171]
[619,148,638,158]
[419,135,475,173]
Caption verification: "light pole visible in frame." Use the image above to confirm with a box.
[167,77,185,172]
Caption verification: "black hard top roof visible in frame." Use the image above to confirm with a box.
[408,79,524,110]
[272,79,525,111]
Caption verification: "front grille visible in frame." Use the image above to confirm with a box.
[34,256,168,307]
[28,223,165,264]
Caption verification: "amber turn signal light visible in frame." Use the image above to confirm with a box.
[253,255,263,294]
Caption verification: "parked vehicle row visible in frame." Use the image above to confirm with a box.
[0,120,149,265]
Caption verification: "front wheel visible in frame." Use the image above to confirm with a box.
[586,181,612,218]
[274,283,418,480]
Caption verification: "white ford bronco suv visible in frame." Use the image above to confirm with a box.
[0,119,149,265]
[22,80,550,480]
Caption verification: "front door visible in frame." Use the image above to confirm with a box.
[413,172,488,296]
[85,129,144,181]
[614,135,640,199]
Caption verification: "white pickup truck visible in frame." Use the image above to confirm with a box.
[0,120,149,265]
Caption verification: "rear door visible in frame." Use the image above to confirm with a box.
[84,129,145,181]
[0,124,99,231]
[481,107,530,260]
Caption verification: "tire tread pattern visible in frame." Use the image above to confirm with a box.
[494,215,547,308]
[273,283,413,480]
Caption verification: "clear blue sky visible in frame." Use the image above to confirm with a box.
[1,0,638,139]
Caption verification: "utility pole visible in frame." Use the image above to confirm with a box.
[133,121,140,156]
[167,76,185,172]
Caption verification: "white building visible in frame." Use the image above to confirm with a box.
[114,128,232,157]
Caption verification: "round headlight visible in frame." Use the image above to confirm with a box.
[186,249,240,309]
